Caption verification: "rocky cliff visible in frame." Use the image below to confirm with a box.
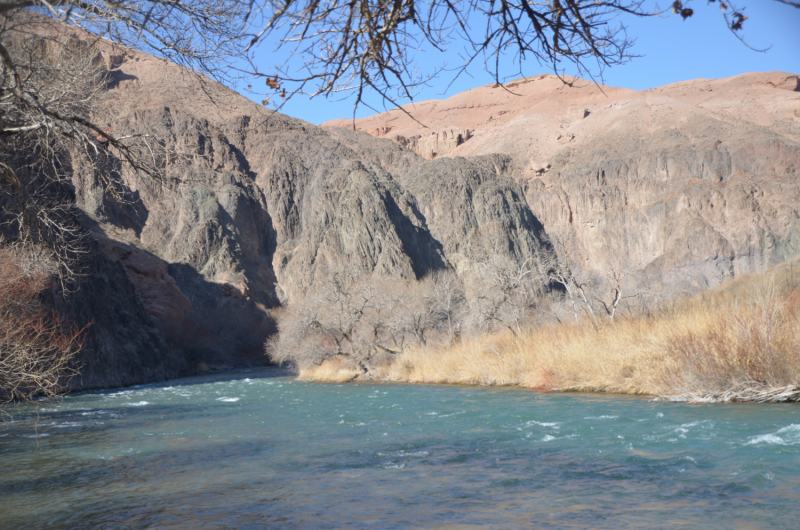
[326,73,800,292]
[32,40,548,389]
[7,28,798,390]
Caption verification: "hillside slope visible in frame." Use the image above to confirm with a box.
[325,73,800,292]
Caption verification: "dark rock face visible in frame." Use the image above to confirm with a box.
[397,157,546,269]
[273,162,449,303]
[51,244,185,391]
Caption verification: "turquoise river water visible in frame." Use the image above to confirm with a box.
[2,370,800,529]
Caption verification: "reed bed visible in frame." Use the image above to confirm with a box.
[301,265,800,402]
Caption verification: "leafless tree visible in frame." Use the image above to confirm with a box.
[1,22,108,283]
[0,1,253,80]
[596,261,641,321]
[541,231,651,326]
[424,269,467,342]
[244,0,799,117]
[464,223,546,334]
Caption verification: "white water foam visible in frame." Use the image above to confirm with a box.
[126,401,149,407]
[584,415,618,420]
[398,451,429,458]
[378,451,429,458]
[217,397,240,402]
[681,420,712,429]
[746,424,800,446]
[526,420,560,428]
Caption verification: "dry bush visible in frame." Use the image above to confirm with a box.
[0,243,85,404]
[659,278,800,400]
[367,264,800,402]
[267,269,469,378]
[462,223,547,335]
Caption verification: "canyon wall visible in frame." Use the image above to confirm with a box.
[326,72,800,293]
[42,43,549,388]
[5,27,798,390]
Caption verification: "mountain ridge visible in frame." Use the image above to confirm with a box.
[324,71,800,294]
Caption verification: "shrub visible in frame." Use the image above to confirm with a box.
[0,243,85,404]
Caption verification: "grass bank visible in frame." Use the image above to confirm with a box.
[301,263,800,402]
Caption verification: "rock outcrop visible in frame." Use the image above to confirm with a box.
[325,72,800,292]
[26,38,548,389]
[390,128,473,159]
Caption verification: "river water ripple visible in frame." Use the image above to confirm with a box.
[2,370,799,528]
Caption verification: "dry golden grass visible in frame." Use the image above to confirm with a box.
[299,356,363,383]
[304,262,800,401]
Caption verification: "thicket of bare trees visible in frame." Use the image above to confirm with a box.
[266,223,668,376]
[267,270,464,375]
[0,242,85,404]
[267,225,550,374]
[463,224,548,334]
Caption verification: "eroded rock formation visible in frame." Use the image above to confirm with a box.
[32,42,548,388]
[325,72,800,293]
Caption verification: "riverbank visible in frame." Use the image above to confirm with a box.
[301,264,800,403]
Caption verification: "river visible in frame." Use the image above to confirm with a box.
[1,370,799,528]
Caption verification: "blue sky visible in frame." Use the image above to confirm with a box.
[240,1,800,125]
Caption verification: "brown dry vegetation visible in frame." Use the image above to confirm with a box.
[0,243,85,404]
[300,263,800,403]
